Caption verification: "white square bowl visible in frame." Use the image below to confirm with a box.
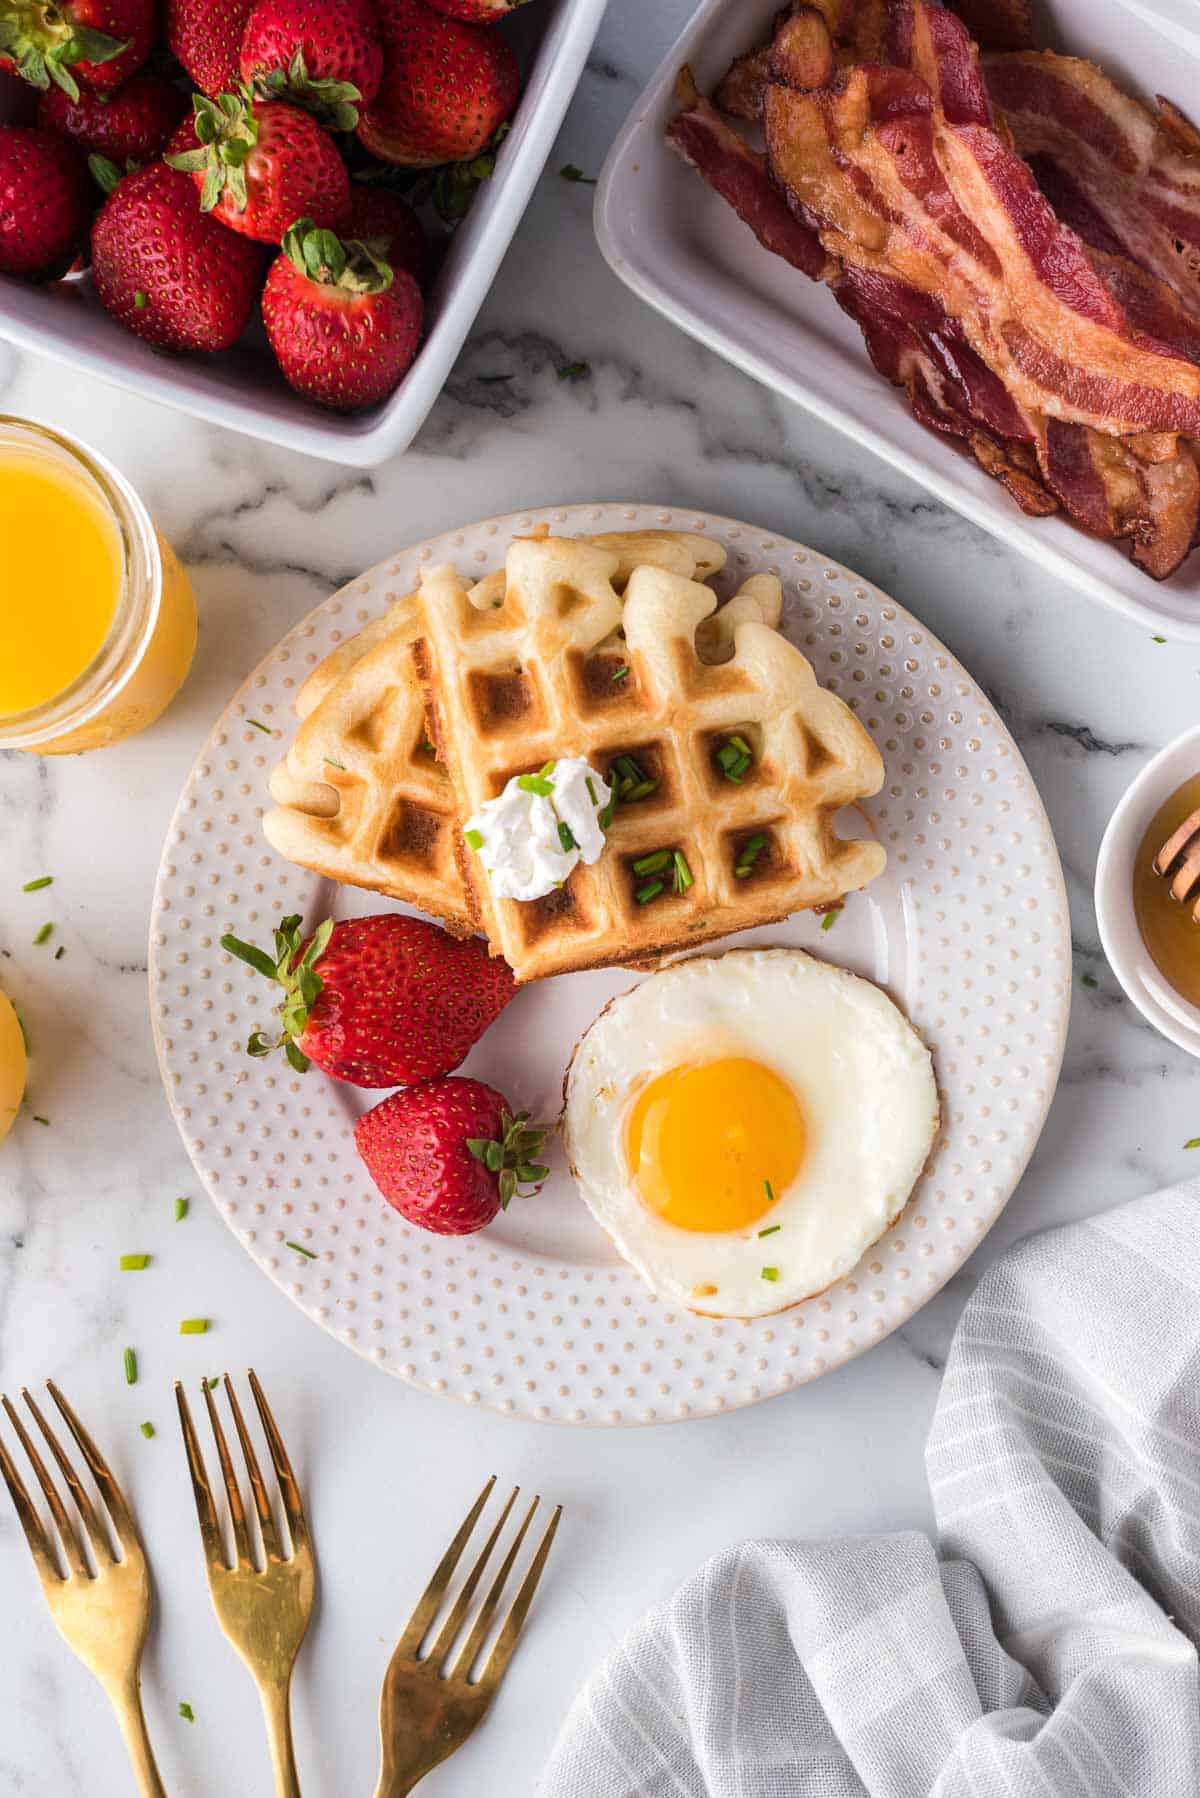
[594,0,1200,638]
[0,0,607,467]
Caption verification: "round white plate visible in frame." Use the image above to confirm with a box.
[150,503,1070,1426]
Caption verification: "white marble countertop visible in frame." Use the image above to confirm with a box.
[3,2,1200,1791]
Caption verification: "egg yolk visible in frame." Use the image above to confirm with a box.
[626,1057,805,1232]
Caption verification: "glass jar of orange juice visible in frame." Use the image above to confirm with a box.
[0,416,197,754]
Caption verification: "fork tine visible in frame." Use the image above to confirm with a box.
[45,1381,137,1552]
[428,1486,519,1668]
[201,1380,251,1570]
[0,1412,61,1582]
[223,1375,280,1562]
[175,1382,226,1570]
[12,1391,102,1573]
[246,1369,308,1550]
[398,1475,496,1654]
[462,1500,562,1688]
[451,1493,539,1680]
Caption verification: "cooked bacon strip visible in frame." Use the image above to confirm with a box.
[1087,251,1200,368]
[666,69,831,280]
[944,0,1033,54]
[1023,153,1131,259]
[985,52,1200,314]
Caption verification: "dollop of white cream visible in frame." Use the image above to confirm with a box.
[464,756,612,902]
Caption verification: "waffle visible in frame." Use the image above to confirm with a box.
[415,538,887,982]
[264,530,730,922]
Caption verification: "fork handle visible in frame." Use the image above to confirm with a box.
[259,1674,302,1798]
[107,1676,167,1798]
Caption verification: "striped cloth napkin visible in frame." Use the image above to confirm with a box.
[543,1183,1200,1796]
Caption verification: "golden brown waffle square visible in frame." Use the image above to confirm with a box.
[415,538,887,982]
[263,530,730,925]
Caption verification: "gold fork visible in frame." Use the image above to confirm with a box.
[176,1370,315,1798]
[0,1382,165,1797]
[374,1474,562,1798]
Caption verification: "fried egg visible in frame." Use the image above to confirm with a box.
[563,948,938,1318]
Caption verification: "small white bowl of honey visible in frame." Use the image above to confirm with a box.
[1096,723,1200,1058]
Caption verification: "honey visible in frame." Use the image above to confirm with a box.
[1132,771,1200,1009]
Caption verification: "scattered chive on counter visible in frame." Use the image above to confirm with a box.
[557,361,590,381]
[207,1376,220,1389]
[54,945,64,960]
[31,1115,49,1126]
[179,1703,195,1723]
[286,1240,317,1259]
[119,1254,150,1271]
[246,718,272,733]
[32,922,53,945]
[140,1422,155,1439]
[820,908,842,932]
[179,1318,209,1335]
[22,876,52,892]
[761,1267,779,1283]
[124,1348,137,1385]
[559,163,596,183]
[758,1224,781,1238]
[175,1197,188,1221]
[1186,1138,1200,1150]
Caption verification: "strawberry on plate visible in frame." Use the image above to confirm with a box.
[355,1077,548,1235]
[344,183,427,283]
[0,0,154,97]
[357,0,520,167]
[91,162,265,350]
[166,0,255,97]
[39,74,190,166]
[166,91,351,243]
[221,911,516,1085]
[240,0,384,129]
[261,217,423,410]
[0,125,89,277]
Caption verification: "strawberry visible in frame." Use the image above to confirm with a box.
[166,0,255,97]
[39,74,190,167]
[0,0,154,97]
[357,0,520,167]
[425,0,529,19]
[355,1078,548,1235]
[221,911,516,1086]
[92,162,265,351]
[261,217,423,410]
[240,0,383,129]
[0,126,89,278]
[344,183,427,283]
[166,92,351,243]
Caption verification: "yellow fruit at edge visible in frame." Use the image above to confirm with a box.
[0,991,27,1143]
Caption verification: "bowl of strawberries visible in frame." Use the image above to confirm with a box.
[0,0,606,463]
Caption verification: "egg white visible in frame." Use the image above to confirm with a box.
[563,948,939,1319]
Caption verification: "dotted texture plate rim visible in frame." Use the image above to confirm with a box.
[149,503,1071,1427]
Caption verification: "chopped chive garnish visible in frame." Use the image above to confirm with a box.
[632,849,671,876]
[179,1318,209,1335]
[1080,971,1098,989]
[557,361,590,381]
[33,922,52,945]
[1153,635,1167,644]
[761,1267,779,1282]
[538,759,557,778]
[179,1702,195,1723]
[560,163,597,184]
[464,828,484,851]
[673,850,693,893]
[124,1348,137,1385]
[611,665,630,683]
[764,1179,776,1204]
[735,834,768,878]
[614,755,642,781]
[120,1254,150,1271]
[557,821,577,853]
[516,774,553,797]
[598,798,615,830]
[758,1224,781,1238]
[286,1240,317,1259]
[585,776,598,806]
[54,945,64,960]
[636,880,664,904]
[246,718,271,734]
[175,1197,188,1221]
[31,1114,49,1126]
[22,876,52,892]
[624,779,658,802]
[324,757,346,770]
[207,1376,220,1389]
[820,908,842,932]
[140,1421,155,1439]
[716,738,753,782]
[728,734,751,756]
[1185,1138,1200,1149]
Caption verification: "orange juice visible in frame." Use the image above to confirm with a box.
[0,417,197,753]
[0,443,123,715]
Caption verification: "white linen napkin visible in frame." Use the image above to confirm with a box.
[542,1182,1200,1796]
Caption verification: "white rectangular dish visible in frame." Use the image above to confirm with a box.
[0,0,607,467]
[594,0,1200,639]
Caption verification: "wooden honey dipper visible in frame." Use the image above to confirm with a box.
[1153,806,1200,921]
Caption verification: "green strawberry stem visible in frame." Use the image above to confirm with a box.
[166,90,262,214]
[0,10,127,99]
[466,1111,549,1209]
[249,47,363,132]
[220,912,335,1074]
[281,217,394,294]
